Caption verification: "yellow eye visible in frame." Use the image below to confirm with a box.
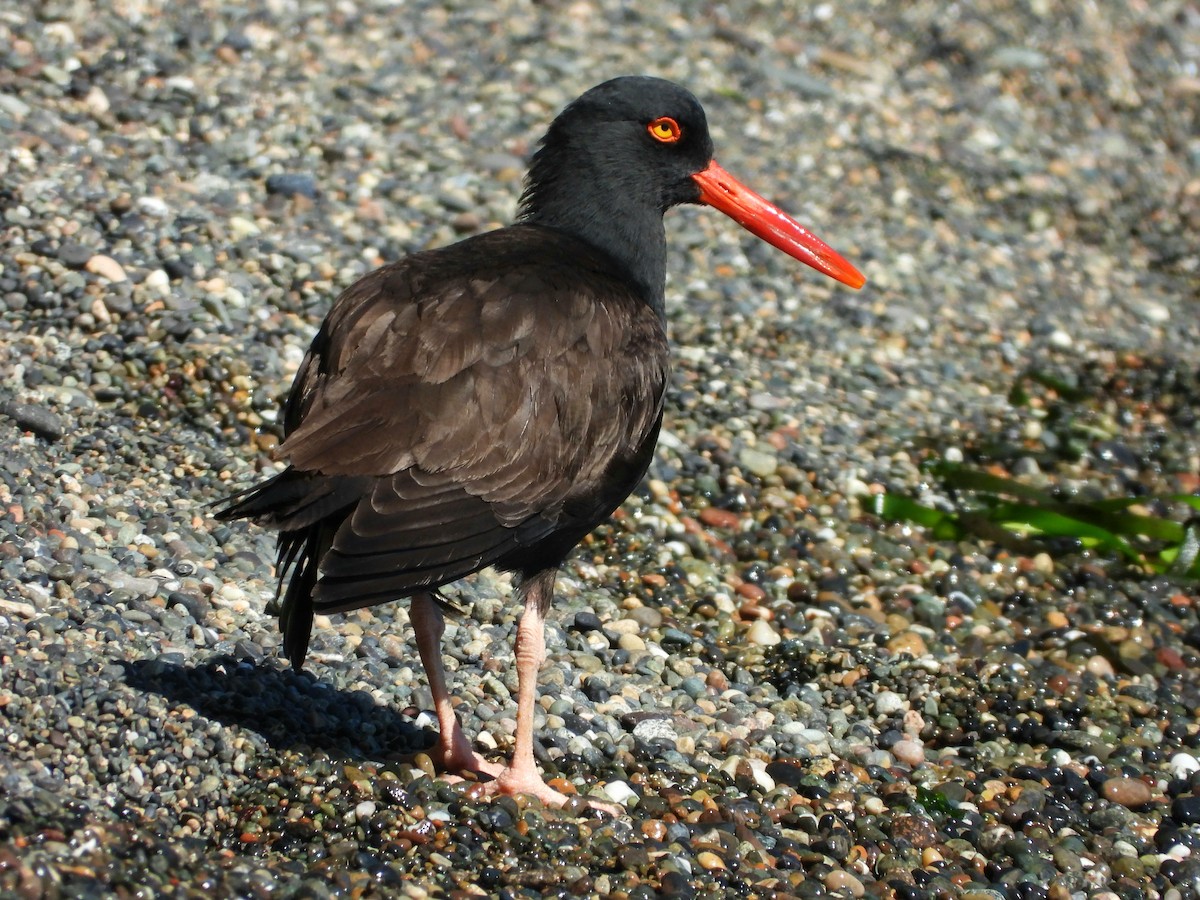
[647,116,682,144]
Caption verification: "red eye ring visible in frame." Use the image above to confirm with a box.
[647,116,682,144]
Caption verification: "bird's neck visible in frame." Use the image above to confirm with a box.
[516,169,668,316]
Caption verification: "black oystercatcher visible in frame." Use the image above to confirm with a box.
[217,76,864,807]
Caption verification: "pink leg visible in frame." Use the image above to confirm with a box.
[410,592,503,778]
[486,569,567,805]
[414,581,622,813]
[483,570,621,813]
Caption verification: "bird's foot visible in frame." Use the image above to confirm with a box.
[466,765,624,816]
[489,765,571,807]
[428,738,506,781]
[580,795,626,817]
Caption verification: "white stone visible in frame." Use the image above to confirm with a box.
[601,780,637,805]
[355,801,376,821]
[874,690,907,715]
[746,618,781,646]
[85,254,127,282]
[1170,753,1200,780]
[137,196,170,218]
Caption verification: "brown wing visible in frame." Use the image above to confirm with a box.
[275,226,669,610]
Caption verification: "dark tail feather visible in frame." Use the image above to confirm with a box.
[214,468,370,532]
[276,524,337,670]
[216,469,365,669]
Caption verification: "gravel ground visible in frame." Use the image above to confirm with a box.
[2,1,1199,897]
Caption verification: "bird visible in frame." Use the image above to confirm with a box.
[216,75,865,809]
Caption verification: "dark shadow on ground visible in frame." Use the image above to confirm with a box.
[121,655,435,761]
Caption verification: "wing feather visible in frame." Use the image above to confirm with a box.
[235,225,668,624]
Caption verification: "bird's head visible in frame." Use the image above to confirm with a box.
[519,75,865,290]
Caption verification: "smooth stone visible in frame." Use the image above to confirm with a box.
[600,780,637,806]
[1101,777,1153,808]
[824,869,865,897]
[1170,795,1200,825]
[137,196,171,217]
[745,619,781,646]
[85,254,127,282]
[617,632,646,652]
[1170,753,1200,779]
[887,630,929,657]
[632,717,677,744]
[0,402,65,441]
[571,611,602,632]
[0,93,31,119]
[739,447,778,478]
[266,173,318,198]
[874,691,906,716]
[354,801,376,820]
[892,739,926,766]
[698,507,740,529]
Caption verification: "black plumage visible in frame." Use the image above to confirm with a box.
[216,76,863,806]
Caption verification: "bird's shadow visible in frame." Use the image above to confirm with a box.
[121,654,435,761]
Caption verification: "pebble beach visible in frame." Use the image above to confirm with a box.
[2,1,1200,897]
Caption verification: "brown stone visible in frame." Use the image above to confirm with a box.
[698,507,740,529]
[1101,776,1154,808]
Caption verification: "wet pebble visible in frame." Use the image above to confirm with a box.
[1102,777,1154,809]
[0,402,64,441]
[1,0,1196,897]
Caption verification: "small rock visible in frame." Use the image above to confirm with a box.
[739,446,778,478]
[824,869,865,898]
[42,64,71,87]
[989,46,1050,70]
[228,216,261,238]
[0,402,65,441]
[765,759,807,789]
[452,211,482,233]
[736,583,767,603]
[887,630,928,657]
[698,507,740,529]
[0,93,31,120]
[105,572,164,596]
[85,254,127,282]
[84,85,110,115]
[1134,300,1170,324]
[627,606,663,629]
[891,814,939,848]
[874,691,906,716]
[570,611,603,632]
[632,717,677,744]
[1102,776,1153,808]
[1171,795,1200,825]
[58,242,93,268]
[266,173,318,198]
[617,632,645,651]
[143,269,170,294]
[137,196,171,218]
[354,801,376,820]
[745,618,780,646]
[600,780,637,806]
[892,739,925,766]
[1170,753,1200,780]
